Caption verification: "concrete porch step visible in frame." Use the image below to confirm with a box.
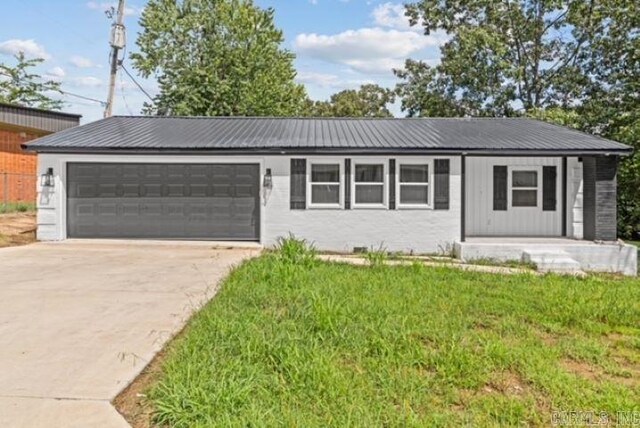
[522,250,583,274]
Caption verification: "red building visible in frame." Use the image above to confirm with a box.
[0,103,80,203]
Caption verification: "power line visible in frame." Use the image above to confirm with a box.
[119,70,134,115]
[121,64,155,103]
[58,89,107,106]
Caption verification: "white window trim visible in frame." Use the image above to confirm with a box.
[307,158,344,209]
[351,159,388,209]
[508,166,541,208]
[396,159,433,209]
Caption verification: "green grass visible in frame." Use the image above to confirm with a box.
[0,202,36,214]
[148,246,640,427]
[465,257,537,270]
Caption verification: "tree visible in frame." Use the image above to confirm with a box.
[401,0,639,238]
[0,53,63,110]
[304,84,395,117]
[399,0,603,116]
[131,0,307,116]
[575,1,639,239]
[394,60,465,117]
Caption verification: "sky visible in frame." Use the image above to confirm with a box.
[0,0,446,123]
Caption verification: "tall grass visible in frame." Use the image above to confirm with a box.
[0,202,36,214]
[148,253,640,427]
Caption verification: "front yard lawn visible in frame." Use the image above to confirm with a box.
[142,249,640,427]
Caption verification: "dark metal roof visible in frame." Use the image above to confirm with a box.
[0,103,81,134]
[24,116,632,155]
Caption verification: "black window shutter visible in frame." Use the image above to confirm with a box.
[493,165,507,211]
[344,159,351,209]
[290,158,306,210]
[389,159,396,209]
[434,159,450,210]
[543,165,557,211]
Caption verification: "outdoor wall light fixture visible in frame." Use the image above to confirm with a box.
[41,167,55,188]
[263,168,273,189]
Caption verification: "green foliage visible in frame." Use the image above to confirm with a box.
[363,245,388,267]
[400,0,639,238]
[131,0,307,116]
[0,202,36,214]
[394,59,464,117]
[0,53,63,110]
[274,234,317,268]
[400,0,603,116]
[148,258,640,426]
[303,84,395,118]
[530,104,640,239]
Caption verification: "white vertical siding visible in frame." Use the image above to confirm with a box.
[465,157,562,236]
[36,154,462,254]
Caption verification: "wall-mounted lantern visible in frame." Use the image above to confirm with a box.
[263,168,273,189]
[41,167,55,188]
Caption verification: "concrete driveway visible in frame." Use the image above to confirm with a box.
[0,241,259,427]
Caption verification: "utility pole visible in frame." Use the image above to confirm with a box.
[104,0,126,118]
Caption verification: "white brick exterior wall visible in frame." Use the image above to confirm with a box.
[36,154,462,254]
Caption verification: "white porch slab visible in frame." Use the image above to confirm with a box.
[454,238,637,276]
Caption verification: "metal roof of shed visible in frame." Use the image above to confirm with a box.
[0,103,81,134]
[24,116,632,155]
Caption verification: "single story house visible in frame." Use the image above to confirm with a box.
[1,103,80,203]
[24,116,636,274]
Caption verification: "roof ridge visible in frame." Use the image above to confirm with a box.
[111,115,536,121]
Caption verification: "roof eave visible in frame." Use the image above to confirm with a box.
[22,146,633,156]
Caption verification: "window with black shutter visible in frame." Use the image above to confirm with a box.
[542,166,557,211]
[493,165,507,211]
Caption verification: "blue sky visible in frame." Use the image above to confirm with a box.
[1,0,445,123]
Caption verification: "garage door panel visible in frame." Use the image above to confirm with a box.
[67,163,260,240]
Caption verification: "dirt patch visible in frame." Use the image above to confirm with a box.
[0,212,36,248]
[562,359,602,382]
[561,357,639,387]
[483,371,531,397]
[113,320,195,427]
[112,346,167,428]
[456,370,547,409]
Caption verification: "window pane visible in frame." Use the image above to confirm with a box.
[355,184,383,204]
[311,164,340,183]
[512,189,537,207]
[311,184,340,204]
[400,185,429,205]
[400,164,429,183]
[512,171,537,187]
[355,164,384,183]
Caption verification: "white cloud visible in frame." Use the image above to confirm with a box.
[296,71,375,89]
[86,1,143,17]
[294,27,446,74]
[0,39,51,59]
[296,71,340,87]
[71,76,104,87]
[44,66,66,81]
[70,55,99,68]
[372,3,421,31]
[309,0,318,4]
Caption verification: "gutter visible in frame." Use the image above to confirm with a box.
[21,146,633,157]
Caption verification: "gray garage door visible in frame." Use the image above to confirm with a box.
[67,163,260,240]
